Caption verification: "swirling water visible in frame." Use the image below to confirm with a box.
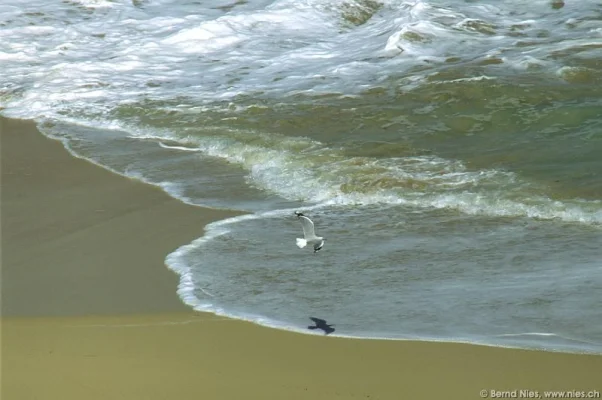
[1,0,601,353]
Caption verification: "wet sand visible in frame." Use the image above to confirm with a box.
[2,117,601,400]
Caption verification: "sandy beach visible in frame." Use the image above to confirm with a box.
[2,117,601,400]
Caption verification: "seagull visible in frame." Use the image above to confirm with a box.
[307,317,335,335]
[295,211,325,253]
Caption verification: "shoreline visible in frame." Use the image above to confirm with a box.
[2,116,602,399]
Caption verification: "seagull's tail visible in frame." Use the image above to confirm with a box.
[296,238,307,248]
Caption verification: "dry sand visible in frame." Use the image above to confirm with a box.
[2,117,601,400]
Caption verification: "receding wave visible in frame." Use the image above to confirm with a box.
[128,125,602,225]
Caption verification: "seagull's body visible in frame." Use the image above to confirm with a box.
[295,211,325,253]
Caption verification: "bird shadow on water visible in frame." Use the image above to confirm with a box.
[307,317,335,335]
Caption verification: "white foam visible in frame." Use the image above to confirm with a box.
[158,142,202,152]
[0,25,57,37]
[2,0,599,122]
[67,0,115,8]
[162,23,246,54]
[412,194,602,225]
[0,51,36,62]
[495,333,602,347]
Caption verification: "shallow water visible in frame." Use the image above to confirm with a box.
[1,0,601,353]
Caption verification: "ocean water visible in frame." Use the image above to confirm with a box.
[1,0,601,353]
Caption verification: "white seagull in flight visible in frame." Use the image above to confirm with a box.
[295,212,326,253]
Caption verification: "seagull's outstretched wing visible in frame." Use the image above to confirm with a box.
[309,317,327,325]
[296,212,316,239]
